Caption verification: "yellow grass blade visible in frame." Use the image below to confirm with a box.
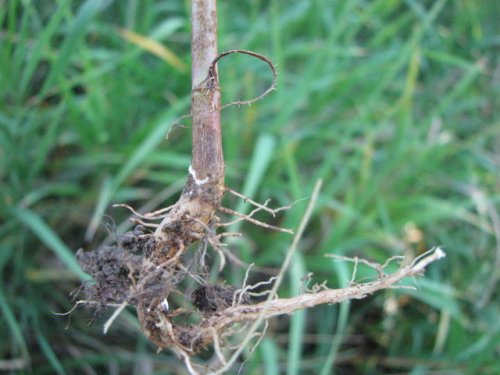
[119,28,187,72]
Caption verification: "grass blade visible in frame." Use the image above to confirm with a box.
[10,207,89,280]
[287,252,306,375]
[0,287,30,362]
[85,97,190,241]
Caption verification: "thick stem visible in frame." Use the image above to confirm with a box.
[190,0,224,182]
[191,0,218,88]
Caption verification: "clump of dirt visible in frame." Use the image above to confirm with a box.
[76,245,137,305]
[191,284,250,313]
[76,225,153,307]
[118,225,152,254]
[77,225,250,324]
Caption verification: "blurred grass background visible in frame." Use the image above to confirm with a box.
[1,0,499,374]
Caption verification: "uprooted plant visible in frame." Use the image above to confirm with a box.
[73,1,446,374]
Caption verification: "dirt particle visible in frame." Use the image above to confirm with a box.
[191,284,250,313]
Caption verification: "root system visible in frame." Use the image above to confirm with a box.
[74,1,446,373]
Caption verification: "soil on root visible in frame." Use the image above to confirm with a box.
[76,223,252,352]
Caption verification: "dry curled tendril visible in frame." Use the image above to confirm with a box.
[208,49,277,108]
[168,50,277,135]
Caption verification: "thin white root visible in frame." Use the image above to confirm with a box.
[300,273,328,293]
[212,328,227,366]
[225,187,295,217]
[350,258,358,286]
[382,255,406,270]
[241,263,254,292]
[248,320,269,355]
[234,276,278,305]
[131,219,160,228]
[52,300,90,316]
[327,253,408,279]
[217,232,242,239]
[53,300,124,316]
[166,114,190,140]
[220,200,272,227]
[177,263,206,285]
[113,203,174,221]
[410,246,446,273]
[187,215,227,270]
[218,206,293,234]
[103,301,128,334]
[220,247,278,275]
[212,241,226,271]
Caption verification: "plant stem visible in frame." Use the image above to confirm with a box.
[134,0,225,349]
[190,0,224,183]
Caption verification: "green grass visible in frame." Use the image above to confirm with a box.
[1,0,499,374]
